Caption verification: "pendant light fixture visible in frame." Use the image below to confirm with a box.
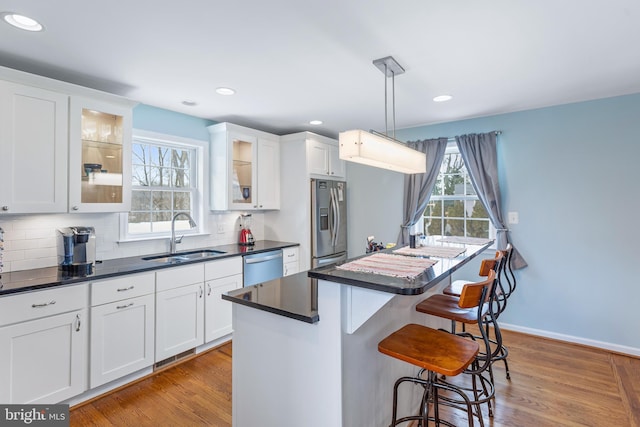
[339,56,426,174]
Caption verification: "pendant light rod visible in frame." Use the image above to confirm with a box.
[373,56,405,139]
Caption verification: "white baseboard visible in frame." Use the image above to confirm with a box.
[500,322,640,357]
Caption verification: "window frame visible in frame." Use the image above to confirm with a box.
[422,142,495,239]
[119,129,207,242]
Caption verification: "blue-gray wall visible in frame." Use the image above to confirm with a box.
[348,93,640,354]
[133,104,216,140]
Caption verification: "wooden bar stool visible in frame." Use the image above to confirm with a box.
[443,246,514,380]
[415,267,499,418]
[378,271,496,427]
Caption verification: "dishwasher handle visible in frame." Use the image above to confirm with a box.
[244,252,283,264]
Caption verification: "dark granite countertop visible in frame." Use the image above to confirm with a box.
[0,240,299,296]
[222,240,493,324]
[222,272,318,324]
[307,241,493,295]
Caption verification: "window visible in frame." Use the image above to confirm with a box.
[423,143,492,238]
[123,131,203,239]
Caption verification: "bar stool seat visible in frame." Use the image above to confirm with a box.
[416,294,487,325]
[379,323,479,376]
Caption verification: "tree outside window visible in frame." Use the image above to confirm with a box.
[424,148,490,238]
[128,140,196,235]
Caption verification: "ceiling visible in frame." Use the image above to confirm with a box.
[1,1,639,139]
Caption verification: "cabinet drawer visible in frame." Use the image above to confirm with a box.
[0,284,88,326]
[156,264,204,292]
[205,257,243,281]
[282,247,299,263]
[283,261,300,277]
[91,272,155,306]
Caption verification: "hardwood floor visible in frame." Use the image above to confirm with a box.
[71,344,233,426]
[70,331,640,426]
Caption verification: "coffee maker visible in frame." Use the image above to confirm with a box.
[57,226,96,276]
[239,214,255,246]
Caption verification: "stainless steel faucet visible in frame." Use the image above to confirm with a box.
[170,212,197,254]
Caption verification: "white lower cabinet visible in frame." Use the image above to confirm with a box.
[0,285,88,404]
[205,274,242,342]
[283,246,300,276]
[89,272,155,388]
[204,257,243,343]
[155,264,205,362]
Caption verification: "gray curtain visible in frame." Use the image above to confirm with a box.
[397,138,448,245]
[456,133,527,269]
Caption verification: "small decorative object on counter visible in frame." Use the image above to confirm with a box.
[239,214,255,246]
[366,235,385,253]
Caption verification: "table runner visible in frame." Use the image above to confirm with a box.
[393,245,466,258]
[336,253,437,279]
[437,236,493,245]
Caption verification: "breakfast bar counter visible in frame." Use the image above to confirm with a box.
[228,239,492,427]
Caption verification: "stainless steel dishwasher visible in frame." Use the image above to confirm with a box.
[243,249,283,287]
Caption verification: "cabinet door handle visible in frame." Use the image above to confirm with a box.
[32,300,56,308]
[72,206,79,211]
[199,285,203,298]
[117,286,134,292]
[116,302,134,310]
[207,283,212,296]
[1,206,8,211]
[75,314,81,332]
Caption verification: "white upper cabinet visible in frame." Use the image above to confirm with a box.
[0,66,136,214]
[0,81,69,214]
[307,135,345,179]
[208,122,280,211]
[68,96,133,212]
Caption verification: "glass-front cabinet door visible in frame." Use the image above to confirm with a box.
[69,97,132,212]
[230,134,257,209]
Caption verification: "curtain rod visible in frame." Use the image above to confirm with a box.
[445,130,502,143]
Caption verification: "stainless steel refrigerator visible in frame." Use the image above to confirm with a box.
[311,179,347,268]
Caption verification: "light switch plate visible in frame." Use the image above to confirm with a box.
[508,211,519,225]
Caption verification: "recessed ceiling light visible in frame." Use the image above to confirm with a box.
[433,95,453,102]
[309,120,323,125]
[2,13,43,32]
[182,100,197,107]
[216,87,235,96]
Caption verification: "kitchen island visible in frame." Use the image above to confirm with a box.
[225,239,492,427]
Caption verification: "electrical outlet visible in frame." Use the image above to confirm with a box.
[217,224,225,233]
[508,211,519,225]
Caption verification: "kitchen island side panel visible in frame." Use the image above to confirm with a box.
[231,280,343,427]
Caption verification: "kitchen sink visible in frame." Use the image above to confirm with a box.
[142,249,226,263]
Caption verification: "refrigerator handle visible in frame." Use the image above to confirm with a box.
[331,188,338,247]
[333,188,340,247]
[316,253,347,267]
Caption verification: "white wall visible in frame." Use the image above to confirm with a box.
[346,163,404,259]
[347,93,640,355]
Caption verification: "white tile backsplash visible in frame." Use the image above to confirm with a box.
[0,211,263,272]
